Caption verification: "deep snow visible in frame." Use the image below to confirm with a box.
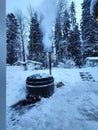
[6,66,98,130]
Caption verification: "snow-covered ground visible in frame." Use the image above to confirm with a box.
[6,66,98,130]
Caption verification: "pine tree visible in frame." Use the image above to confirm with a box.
[68,1,82,66]
[58,0,67,61]
[16,10,27,62]
[15,10,29,70]
[70,1,76,30]
[53,0,64,62]
[68,25,82,66]
[6,13,20,65]
[53,17,62,62]
[28,12,46,66]
[81,0,98,59]
[62,10,70,60]
[53,0,70,62]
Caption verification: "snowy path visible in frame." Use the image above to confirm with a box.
[6,66,98,130]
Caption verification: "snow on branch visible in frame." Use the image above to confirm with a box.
[90,0,97,16]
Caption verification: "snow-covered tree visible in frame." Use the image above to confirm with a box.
[68,25,82,66]
[6,13,20,65]
[53,17,62,63]
[70,1,76,30]
[68,1,82,66]
[53,0,70,63]
[62,10,70,60]
[15,10,29,70]
[52,0,62,63]
[28,12,46,66]
[81,0,98,59]
[16,10,28,62]
[90,0,98,20]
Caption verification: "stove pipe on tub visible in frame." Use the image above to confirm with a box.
[48,52,52,75]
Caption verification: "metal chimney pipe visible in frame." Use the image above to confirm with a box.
[48,52,52,75]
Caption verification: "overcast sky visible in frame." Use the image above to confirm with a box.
[6,0,83,23]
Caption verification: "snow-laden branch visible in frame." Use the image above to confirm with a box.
[90,0,97,16]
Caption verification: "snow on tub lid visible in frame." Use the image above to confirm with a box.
[29,73,53,79]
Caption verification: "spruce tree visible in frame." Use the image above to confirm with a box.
[70,1,76,30]
[62,10,70,60]
[28,12,46,66]
[81,0,98,59]
[68,1,82,66]
[53,17,62,62]
[68,25,82,66]
[6,13,20,65]
[16,10,27,62]
[54,0,69,62]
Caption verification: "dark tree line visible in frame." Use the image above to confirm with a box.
[6,11,47,67]
[6,13,21,65]
[81,0,98,61]
[6,0,98,68]
[53,0,82,66]
[6,1,82,67]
